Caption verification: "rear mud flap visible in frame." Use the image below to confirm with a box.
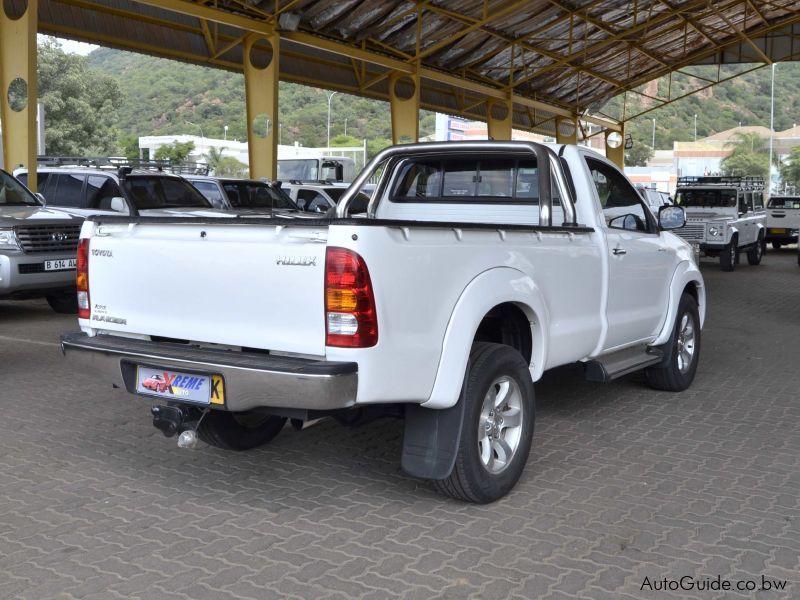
[401,395,465,480]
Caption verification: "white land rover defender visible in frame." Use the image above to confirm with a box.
[673,176,766,271]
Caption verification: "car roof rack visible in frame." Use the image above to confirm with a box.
[35,156,210,176]
[676,175,765,190]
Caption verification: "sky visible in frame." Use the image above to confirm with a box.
[39,35,97,56]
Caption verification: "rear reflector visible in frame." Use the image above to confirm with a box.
[76,238,90,319]
[325,247,377,348]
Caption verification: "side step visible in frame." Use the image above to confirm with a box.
[585,345,664,383]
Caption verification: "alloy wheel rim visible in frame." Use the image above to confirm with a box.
[478,376,524,474]
[676,313,696,374]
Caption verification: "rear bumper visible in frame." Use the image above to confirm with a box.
[60,332,358,412]
[764,228,798,242]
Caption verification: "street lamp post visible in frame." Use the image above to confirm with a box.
[694,114,697,142]
[223,125,228,141]
[279,123,283,145]
[326,91,338,150]
[185,120,204,139]
[768,63,775,192]
[652,118,656,150]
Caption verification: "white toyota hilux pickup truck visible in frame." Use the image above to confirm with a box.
[62,142,705,503]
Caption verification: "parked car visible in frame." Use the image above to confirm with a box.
[61,141,704,503]
[764,195,800,249]
[280,181,370,214]
[637,186,672,216]
[0,169,83,313]
[673,175,766,271]
[184,175,301,214]
[16,166,224,218]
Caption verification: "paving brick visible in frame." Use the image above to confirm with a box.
[1,253,799,599]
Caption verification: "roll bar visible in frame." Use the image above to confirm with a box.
[335,141,577,226]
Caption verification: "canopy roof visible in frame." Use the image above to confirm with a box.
[28,0,800,135]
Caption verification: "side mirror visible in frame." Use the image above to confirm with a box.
[35,193,47,206]
[659,205,686,230]
[110,197,129,214]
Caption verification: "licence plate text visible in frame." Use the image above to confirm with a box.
[45,258,77,271]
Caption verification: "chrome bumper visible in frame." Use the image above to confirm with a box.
[61,332,358,412]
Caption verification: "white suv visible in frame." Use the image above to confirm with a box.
[674,176,766,271]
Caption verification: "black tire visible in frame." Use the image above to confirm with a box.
[772,242,782,250]
[720,236,737,272]
[46,291,78,314]
[645,293,701,392]
[747,235,765,266]
[197,410,286,450]
[434,342,535,504]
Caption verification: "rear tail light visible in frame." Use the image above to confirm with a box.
[325,247,378,348]
[76,238,90,319]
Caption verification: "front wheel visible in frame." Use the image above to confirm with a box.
[720,236,737,272]
[197,410,287,450]
[434,342,535,504]
[645,293,701,392]
[46,291,78,314]
[747,236,765,265]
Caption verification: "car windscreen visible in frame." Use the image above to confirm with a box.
[767,197,800,209]
[122,176,212,210]
[0,170,40,206]
[675,189,737,208]
[277,159,318,181]
[221,181,298,210]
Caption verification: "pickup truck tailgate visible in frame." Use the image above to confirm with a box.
[85,221,327,355]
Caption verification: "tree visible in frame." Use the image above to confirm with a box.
[154,140,195,163]
[215,156,248,177]
[721,132,770,180]
[203,146,225,172]
[625,141,654,167]
[780,146,800,190]
[38,39,123,156]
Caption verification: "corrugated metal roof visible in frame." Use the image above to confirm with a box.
[30,0,800,134]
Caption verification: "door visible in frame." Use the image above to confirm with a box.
[585,157,678,349]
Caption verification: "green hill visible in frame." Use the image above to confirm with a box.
[85,46,800,154]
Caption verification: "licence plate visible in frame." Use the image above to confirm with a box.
[769,228,786,234]
[135,366,225,405]
[44,258,77,271]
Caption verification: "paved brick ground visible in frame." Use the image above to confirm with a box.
[1,250,798,600]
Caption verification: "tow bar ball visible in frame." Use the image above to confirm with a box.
[151,405,201,448]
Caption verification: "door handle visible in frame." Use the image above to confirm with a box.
[612,247,627,255]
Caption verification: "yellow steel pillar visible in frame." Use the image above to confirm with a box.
[0,0,38,187]
[605,125,625,169]
[486,98,513,140]
[555,117,578,145]
[243,31,279,180]
[389,72,419,144]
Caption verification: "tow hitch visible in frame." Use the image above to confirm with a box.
[151,404,208,449]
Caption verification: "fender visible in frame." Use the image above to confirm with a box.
[422,267,549,410]
[755,222,766,237]
[727,225,739,242]
[652,260,706,347]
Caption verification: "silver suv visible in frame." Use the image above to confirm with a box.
[674,176,766,272]
[0,169,83,313]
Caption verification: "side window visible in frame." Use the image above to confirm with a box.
[50,174,85,208]
[196,182,226,208]
[586,158,651,233]
[393,161,443,200]
[86,176,122,210]
[297,189,329,212]
[737,192,748,214]
[515,161,539,202]
[745,192,754,212]
[753,192,763,210]
[476,159,514,198]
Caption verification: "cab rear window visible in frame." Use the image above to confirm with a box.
[767,197,800,209]
[391,158,538,204]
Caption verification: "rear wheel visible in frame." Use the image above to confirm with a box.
[46,291,78,314]
[720,236,737,272]
[197,410,287,450]
[747,235,765,266]
[645,293,701,392]
[434,342,535,504]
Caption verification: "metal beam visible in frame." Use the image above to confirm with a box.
[243,32,280,179]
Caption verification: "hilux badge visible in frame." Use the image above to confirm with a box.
[276,256,317,266]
